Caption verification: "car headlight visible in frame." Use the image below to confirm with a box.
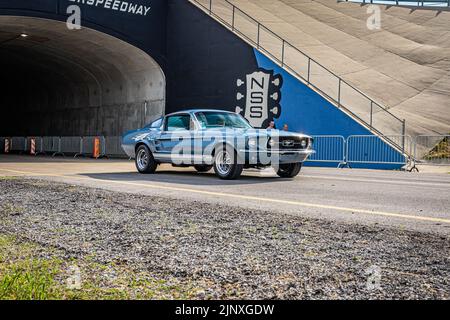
[300,139,308,149]
[268,138,276,148]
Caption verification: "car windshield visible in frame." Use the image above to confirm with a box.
[195,112,252,129]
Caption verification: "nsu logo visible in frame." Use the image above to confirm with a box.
[235,69,283,129]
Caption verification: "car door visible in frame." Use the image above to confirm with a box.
[192,112,221,165]
[155,114,194,163]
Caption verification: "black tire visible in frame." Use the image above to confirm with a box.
[276,162,302,178]
[213,146,243,180]
[135,145,158,174]
[194,165,213,173]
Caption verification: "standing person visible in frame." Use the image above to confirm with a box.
[283,124,289,131]
[267,121,276,130]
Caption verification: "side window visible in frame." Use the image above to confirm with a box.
[165,115,192,132]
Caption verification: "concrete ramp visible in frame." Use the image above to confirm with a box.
[220,0,450,136]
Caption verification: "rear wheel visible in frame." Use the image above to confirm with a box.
[276,163,302,178]
[194,165,213,173]
[135,145,158,174]
[213,146,243,180]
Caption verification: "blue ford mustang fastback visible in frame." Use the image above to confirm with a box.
[122,110,314,180]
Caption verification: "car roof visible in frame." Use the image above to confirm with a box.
[165,109,236,117]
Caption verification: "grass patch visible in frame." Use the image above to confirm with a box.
[0,235,202,300]
[0,257,62,299]
[0,236,60,300]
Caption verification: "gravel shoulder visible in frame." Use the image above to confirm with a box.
[0,177,449,299]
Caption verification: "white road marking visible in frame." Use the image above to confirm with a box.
[301,174,450,188]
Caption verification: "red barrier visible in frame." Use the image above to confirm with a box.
[93,137,101,159]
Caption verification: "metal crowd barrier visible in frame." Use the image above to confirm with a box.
[307,135,346,166]
[60,136,83,157]
[41,136,61,156]
[104,136,127,158]
[346,135,412,167]
[51,136,106,158]
[11,137,27,153]
[306,135,413,168]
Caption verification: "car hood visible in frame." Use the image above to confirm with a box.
[200,127,310,138]
[244,129,311,139]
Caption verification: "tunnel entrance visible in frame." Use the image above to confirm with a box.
[0,16,165,137]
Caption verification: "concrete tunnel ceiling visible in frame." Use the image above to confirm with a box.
[0,15,166,137]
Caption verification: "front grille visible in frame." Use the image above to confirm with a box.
[269,137,309,150]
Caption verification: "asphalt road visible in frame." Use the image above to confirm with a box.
[1,155,450,235]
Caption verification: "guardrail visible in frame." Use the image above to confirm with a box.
[0,135,448,171]
[189,0,407,145]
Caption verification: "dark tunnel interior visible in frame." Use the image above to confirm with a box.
[0,16,166,137]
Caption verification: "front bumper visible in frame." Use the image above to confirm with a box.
[239,149,315,165]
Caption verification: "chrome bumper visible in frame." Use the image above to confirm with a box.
[239,149,315,164]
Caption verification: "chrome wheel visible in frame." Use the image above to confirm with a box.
[215,150,232,176]
[135,145,157,174]
[136,148,149,171]
[213,147,243,180]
